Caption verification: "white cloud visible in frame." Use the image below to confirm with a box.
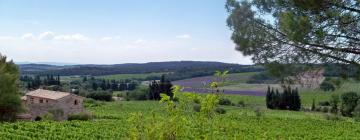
[176,34,191,39]
[134,39,146,44]
[39,31,55,40]
[0,36,16,40]
[114,36,121,39]
[101,37,113,41]
[21,33,36,40]
[54,33,89,41]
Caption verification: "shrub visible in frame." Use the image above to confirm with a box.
[254,107,264,117]
[86,90,113,101]
[48,109,64,120]
[218,98,232,106]
[193,104,201,112]
[321,106,329,113]
[193,97,200,104]
[127,87,149,100]
[172,97,179,102]
[41,113,54,121]
[341,92,359,117]
[353,103,360,122]
[324,113,342,121]
[329,94,340,113]
[311,98,316,111]
[318,101,330,106]
[215,107,226,114]
[68,112,93,121]
[34,116,42,121]
[320,81,335,91]
[237,100,245,107]
[315,107,322,112]
[84,98,104,107]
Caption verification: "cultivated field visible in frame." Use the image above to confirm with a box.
[1,95,359,139]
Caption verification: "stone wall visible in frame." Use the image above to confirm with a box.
[24,95,84,120]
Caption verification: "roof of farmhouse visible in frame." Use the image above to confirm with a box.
[26,89,71,100]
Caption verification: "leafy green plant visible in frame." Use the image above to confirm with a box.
[218,98,232,106]
[215,107,226,114]
[237,100,246,107]
[68,112,93,121]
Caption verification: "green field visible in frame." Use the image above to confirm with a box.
[4,73,360,139]
[1,98,359,139]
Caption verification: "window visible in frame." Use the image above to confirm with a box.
[39,99,43,103]
[46,100,48,103]
[74,100,78,105]
[30,97,34,103]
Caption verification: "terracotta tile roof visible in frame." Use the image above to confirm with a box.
[26,89,70,100]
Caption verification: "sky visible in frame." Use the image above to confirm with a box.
[0,0,252,64]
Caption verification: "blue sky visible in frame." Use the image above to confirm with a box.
[0,0,252,64]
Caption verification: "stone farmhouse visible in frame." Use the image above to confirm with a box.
[21,89,85,120]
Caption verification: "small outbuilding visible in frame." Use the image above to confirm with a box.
[21,89,85,120]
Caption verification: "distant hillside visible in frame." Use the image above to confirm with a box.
[19,61,264,78]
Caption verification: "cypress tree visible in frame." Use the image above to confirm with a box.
[311,98,316,111]
[266,86,272,109]
[292,88,301,111]
[273,89,280,109]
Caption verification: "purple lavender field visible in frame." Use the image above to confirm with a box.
[173,72,266,96]
[181,87,266,96]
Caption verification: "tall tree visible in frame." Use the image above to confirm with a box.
[149,75,173,100]
[0,54,23,121]
[226,0,360,76]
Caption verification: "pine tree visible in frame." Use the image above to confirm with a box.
[0,54,23,121]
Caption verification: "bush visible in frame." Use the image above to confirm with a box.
[172,97,179,102]
[321,106,329,113]
[320,81,335,91]
[127,87,149,100]
[84,98,105,107]
[215,107,226,114]
[254,107,264,117]
[218,98,232,106]
[353,102,360,122]
[315,107,322,112]
[237,100,245,107]
[41,113,54,121]
[68,112,93,121]
[34,116,42,121]
[48,109,64,120]
[193,98,200,104]
[86,90,113,101]
[318,101,330,106]
[341,92,359,117]
[329,94,340,113]
[193,104,201,112]
[324,113,342,121]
